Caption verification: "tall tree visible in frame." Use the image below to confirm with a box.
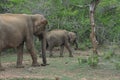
[89,0,100,54]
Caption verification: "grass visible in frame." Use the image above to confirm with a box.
[0,78,53,80]
[0,50,120,80]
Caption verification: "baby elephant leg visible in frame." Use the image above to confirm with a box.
[65,42,73,57]
[59,45,64,57]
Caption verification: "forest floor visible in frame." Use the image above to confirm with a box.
[0,48,120,80]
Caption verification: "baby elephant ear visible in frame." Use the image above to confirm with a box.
[68,33,72,42]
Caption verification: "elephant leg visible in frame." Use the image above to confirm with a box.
[47,42,54,57]
[0,63,5,71]
[26,39,40,67]
[16,43,24,68]
[49,48,53,57]
[0,52,5,71]
[65,42,73,57]
[48,46,53,57]
[59,45,64,57]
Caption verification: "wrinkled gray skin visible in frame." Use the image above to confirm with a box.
[46,29,74,57]
[0,13,47,71]
[68,32,78,50]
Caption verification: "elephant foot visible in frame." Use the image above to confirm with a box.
[0,67,5,71]
[32,62,40,67]
[41,63,49,66]
[16,65,24,68]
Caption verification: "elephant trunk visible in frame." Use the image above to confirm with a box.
[46,40,48,49]
[41,31,47,65]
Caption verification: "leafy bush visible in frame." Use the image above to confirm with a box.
[78,57,87,65]
[103,50,114,60]
[114,61,120,70]
[87,54,99,67]
[78,54,99,68]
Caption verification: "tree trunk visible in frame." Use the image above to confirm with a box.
[89,0,100,54]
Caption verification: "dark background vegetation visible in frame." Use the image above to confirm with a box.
[0,0,120,51]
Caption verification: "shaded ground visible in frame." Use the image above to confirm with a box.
[0,49,120,80]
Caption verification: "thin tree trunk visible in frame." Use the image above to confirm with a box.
[89,0,100,54]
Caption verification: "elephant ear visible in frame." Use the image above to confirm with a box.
[68,32,72,43]
[68,32,76,43]
[31,14,47,35]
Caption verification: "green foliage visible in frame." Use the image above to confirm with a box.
[87,54,99,67]
[4,49,15,54]
[0,0,26,13]
[78,54,99,68]
[78,44,86,50]
[34,38,41,52]
[78,57,87,65]
[103,50,114,60]
[114,61,120,70]
[78,39,92,50]
[110,54,120,70]
[96,0,120,44]
[0,0,120,50]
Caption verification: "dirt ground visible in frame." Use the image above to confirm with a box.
[0,49,120,80]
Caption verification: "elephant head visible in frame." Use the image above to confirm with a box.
[31,14,48,36]
[68,31,78,50]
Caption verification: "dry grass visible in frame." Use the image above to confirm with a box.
[0,49,120,80]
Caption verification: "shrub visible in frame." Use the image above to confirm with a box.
[114,61,120,70]
[103,50,114,60]
[87,54,99,67]
[78,57,87,65]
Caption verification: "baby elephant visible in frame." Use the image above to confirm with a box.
[46,29,78,57]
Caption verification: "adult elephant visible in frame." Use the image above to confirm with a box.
[68,31,78,50]
[0,13,48,71]
[45,29,74,57]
